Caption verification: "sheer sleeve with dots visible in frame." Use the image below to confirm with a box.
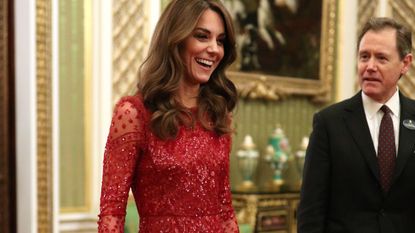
[97,96,146,233]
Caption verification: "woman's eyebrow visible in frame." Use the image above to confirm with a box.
[194,27,225,36]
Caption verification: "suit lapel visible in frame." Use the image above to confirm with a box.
[343,92,379,181]
[393,93,415,183]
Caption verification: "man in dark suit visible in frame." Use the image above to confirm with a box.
[297,17,414,233]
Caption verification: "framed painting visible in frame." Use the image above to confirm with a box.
[223,0,337,102]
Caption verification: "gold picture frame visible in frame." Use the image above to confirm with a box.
[225,0,337,103]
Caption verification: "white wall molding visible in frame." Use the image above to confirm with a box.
[15,0,37,232]
[52,0,60,232]
[90,0,113,216]
[59,213,98,233]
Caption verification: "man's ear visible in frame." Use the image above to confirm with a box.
[401,53,413,75]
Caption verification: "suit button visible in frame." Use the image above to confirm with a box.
[379,209,385,216]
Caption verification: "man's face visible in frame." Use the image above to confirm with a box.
[357,28,412,103]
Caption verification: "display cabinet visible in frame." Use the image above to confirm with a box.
[232,191,299,233]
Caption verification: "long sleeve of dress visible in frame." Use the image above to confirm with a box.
[98,97,145,233]
[219,135,240,233]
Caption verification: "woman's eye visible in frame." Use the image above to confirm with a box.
[217,39,224,46]
[194,33,208,39]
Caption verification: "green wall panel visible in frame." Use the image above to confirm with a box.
[59,0,87,210]
[230,97,324,191]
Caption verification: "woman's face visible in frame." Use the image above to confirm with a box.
[180,9,225,86]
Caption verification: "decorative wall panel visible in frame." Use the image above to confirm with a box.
[112,0,149,104]
[36,0,53,232]
[358,0,379,29]
[390,0,415,99]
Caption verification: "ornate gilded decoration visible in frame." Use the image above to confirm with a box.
[389,0,415,99]
[112,0,149,104]
[233,195,259,229]
[232,193,299,233]
[36,0,53,232]
[228,0,337,103]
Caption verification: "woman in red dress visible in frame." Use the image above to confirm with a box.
[98,0,239,232]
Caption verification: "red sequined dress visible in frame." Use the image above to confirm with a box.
[98,95,239,232]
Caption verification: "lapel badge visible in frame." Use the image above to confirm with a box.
[403,119,415,130]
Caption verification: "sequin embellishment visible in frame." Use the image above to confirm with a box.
[98,95,239,232]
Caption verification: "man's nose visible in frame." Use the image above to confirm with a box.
[367,58,377,71]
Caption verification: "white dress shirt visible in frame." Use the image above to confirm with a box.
[362,90,400,156]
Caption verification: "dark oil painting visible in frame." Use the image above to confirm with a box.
[224,0,323,80]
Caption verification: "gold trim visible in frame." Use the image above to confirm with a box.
[36,0,53,231]
[228,0,337,103]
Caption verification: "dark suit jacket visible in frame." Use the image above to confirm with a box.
[297,91,415,233]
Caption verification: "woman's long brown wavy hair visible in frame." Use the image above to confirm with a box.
[137,0,237,140]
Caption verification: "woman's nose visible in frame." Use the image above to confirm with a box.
[207,41,220,53]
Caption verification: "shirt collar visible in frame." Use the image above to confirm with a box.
[362,88,400,119]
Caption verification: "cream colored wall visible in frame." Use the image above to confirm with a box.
[336,0,358,101]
